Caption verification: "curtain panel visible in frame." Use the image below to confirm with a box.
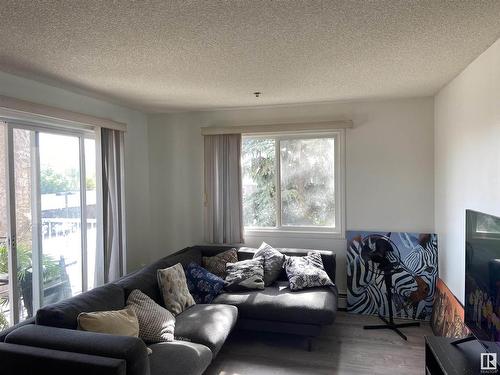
[204,134,244,244]
[101,128,125,283]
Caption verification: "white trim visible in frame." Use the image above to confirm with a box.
[242,130,346,237]
[31,131,43,312]
[5,124,20,324]
[0,95,127,132]
[201,120,352,135]
[94,128,105,287]
[79,137,88,292]
[245,229,345,240]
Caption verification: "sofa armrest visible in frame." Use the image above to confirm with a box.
[0,342,126,375]
[0,316,35,342]
[5,325,149,375]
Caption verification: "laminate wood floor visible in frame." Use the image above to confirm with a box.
[205,311,434,375]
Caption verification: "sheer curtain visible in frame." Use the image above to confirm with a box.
[204,134,244,244]
[100,128,126,283]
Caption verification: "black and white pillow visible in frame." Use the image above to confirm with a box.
[126,289,175,343]
[253,242,284,286]
[225,257,265,291]
[284,252,333,291]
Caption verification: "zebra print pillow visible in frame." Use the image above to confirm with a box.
[284,252,333,291]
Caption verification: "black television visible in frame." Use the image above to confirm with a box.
[465,209,500,361]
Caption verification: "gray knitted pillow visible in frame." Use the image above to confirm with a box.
[126,289,175,343]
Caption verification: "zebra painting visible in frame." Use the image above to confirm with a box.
[346,231,438,321]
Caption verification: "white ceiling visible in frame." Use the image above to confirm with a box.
[1,1,500,113]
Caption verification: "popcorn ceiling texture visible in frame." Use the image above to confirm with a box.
[0,0,500,113]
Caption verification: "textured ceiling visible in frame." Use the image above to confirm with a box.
[1,1,500,113]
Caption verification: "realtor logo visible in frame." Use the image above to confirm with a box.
[481,353,497,373]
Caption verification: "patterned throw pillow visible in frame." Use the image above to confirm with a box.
[225,257,265,291]
[202,248,238,278]
[284,252,333,291]
[157,263,196,315]
[184,263,225,303]
[126,289,175,343]
[253,242,284,286]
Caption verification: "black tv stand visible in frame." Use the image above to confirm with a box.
[425,336,498,374]
[450,335,476,346]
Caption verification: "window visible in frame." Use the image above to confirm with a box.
[241,131,344,235]
[0,121,101,328]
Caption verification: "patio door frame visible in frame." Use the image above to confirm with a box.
[3,120,99,325]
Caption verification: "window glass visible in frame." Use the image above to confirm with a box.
[241,138,276,228]
[39,133,82,304]
[242,134,338,231]
[280,138,335,227]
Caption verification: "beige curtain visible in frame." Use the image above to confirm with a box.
[204,134,244,244]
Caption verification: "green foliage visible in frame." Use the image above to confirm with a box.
[242,137,335,228]
[280,138,335,226]
[0,298,8,330]
[242,138,276,227]
[86,176,96,190]
[0,243,62,283]
[0,242,61,329]
[40,167,79,194]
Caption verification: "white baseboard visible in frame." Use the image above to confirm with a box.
[338,292,347,310]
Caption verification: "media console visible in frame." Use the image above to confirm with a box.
[425,336,498,375]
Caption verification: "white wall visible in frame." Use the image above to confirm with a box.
[0,71,152,272]
[435,38,500,303]
[148,97,435,294]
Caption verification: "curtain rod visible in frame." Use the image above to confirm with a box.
[0,95,127,132]
[200,120,353,135]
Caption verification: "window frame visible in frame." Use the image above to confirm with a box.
[242,129,345,239]
[1,119,102,325]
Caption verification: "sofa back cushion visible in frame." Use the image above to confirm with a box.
[36,284,125,329]
[115,247,201,305]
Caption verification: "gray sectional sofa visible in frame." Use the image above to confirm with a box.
[0,245,337,375]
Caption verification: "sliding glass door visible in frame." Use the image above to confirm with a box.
[0,121,97,327]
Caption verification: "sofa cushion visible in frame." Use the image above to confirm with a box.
[127,289,175,343]
[284,252,334,291]
[174,304,238,357]
[213,281,337,325]
[77,307,139,337]
[36,284,125,329]
[184,263,225,304]
[224,257,265,292]
[202,248,238,278]
[148,341,212,375]
[253,242,285,286]
[115,248,201,305]
[157,263,196,315]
